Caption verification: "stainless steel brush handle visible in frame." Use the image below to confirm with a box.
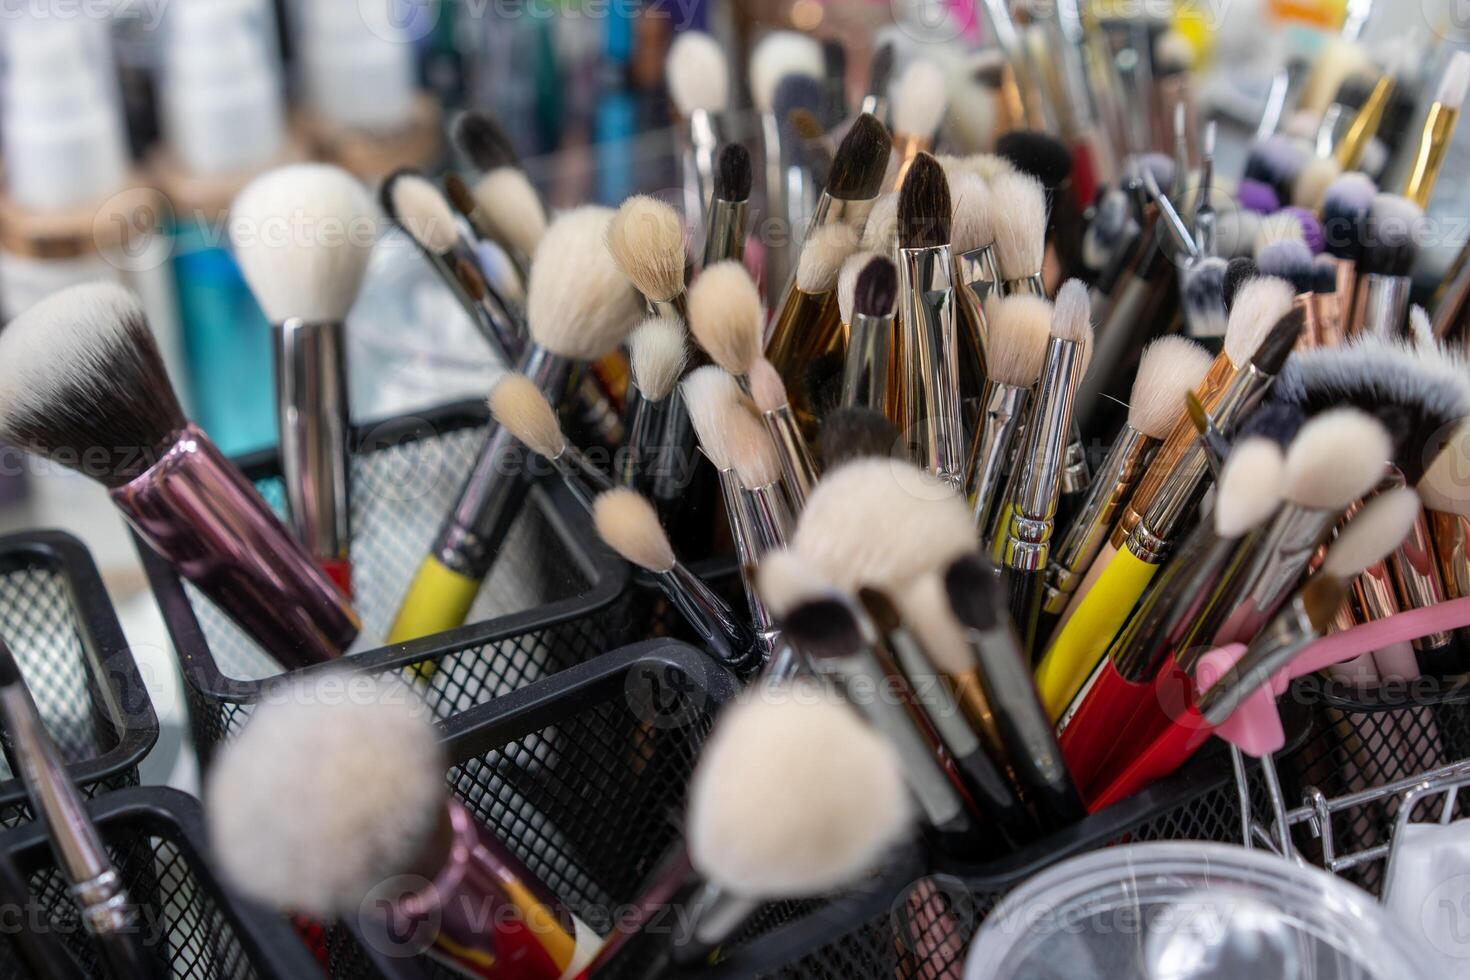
[661,562,758,672]
[274,318,351,572]
[967,382,1030,531]
[900,245,964,487]
[842,312,893,412]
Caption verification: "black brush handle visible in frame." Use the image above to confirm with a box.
[1006,567,1044,662]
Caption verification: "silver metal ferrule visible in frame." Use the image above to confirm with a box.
[1389,498,1454,651]
[716,466,779,659]
[683,108,726,240]
[550,445,617,513]
[1009,337,1083,525]
[648,292,690,325]
[701,197,748,268]
[1360,273,1412,340]
[858,94,887,120]
[841,312,893,412]
[1001,274,1047,298]
[955,244,1000,301]
[1060,424,1090,498]
[737,482,793,556]
[899,243,964,487]
[967,382,1031,531]
[660,561,754,669]
[760,111,788,302]
[1197,596,1321,725]
[445,239,525,360]
[274,318,351,567]
[760,406,818,512]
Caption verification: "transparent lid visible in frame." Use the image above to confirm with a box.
[965,842,1431,979]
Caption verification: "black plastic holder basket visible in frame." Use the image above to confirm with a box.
[0,785,321,979]
[0,530,158,828]
[136,400,655,767]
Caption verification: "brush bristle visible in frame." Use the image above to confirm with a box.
[1418,422,1470,516]
[1244,135,1307,197]
[1253,212,1306,254]
[1129,337,1214,439]
[788,107,828,144]
[1051,279,1091,343]
[1254,308,1306,375]
[797,222,861,292]
[1362,194,1423,277]
[860,193,899,254]
[984,294,1053,386]
[1256,240,1314,293]
[628,316,689,401]
[388,171,460,253]
[0,282,184,487]
[1293,156,1341,211]
[827,114,892,201]
[1215,437,1286,537]
[471,168,547,257]
[1223,258,1258,310]
[527,206,644,359]
[715,143,753,202]
[687,680,910,898]
[792,458,975,593]
[896,153,951,250]
[488,373,564,459]
[775,74,834,141]
[593,488,674,572]
[988,171,1047,280]
[442,171,477,220]
[1409,305,1437,352]
[1283,408,1391,510]
[890,58,947,138]
[1438,50,1470,106]
[1182,257,1229,338]
[453,111,518,171]
[750,31,824,112]
[1323,487,1421,579]
[1239,401,1305,446]
[206,670,444,917]
[966,153,1015,182]
[230,164,377,324]
[1082,189,1132,271]
[945,80,998,155]
[1320,173,1376,261]
[1217,207,1263,260]
[607,195,687,303]
[1154,28,1196,74]
[868,41,895,97]
[668,31,729,115]
[680,366,781,488]
[1223,277,1296,367]
[804,351,846,422]
[949,172,993,254]
[757,548,831,618]
[1301,574,1347,634]
[838,250,879,323]
[749,357,789,414]
[896,572,976,675]
[995,130,1072,190]
[681,366,743,471]
[818,408,902,468]
[854,257,898,319]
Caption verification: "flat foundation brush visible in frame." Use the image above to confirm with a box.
[608,195,691,322]
[230,163,374,596]
[703,144,752,268]
[0,283,358,668]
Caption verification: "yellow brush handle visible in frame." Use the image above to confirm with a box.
[1034,547,1158,721]
[387,556,482,645]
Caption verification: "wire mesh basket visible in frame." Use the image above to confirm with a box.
[0,530,158,828]
[0,785,322,979]
[135,400,657,767]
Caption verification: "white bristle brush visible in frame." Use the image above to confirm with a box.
[628,315,689,402]
[796,222,861,295]
[607,195,688,316]
[838,249,881,324]
[1225,277,1296,368]
[987,170,1048,292]
[688,260,763,378]
[755,547,832,619]
[472,168,548,261]
[749,32,825,114]
[890,58,948,140]
[860,193,899,255]
[668,31,730,116]
[1322,487,1422,581]
[950,171,994,257]
[967,294,1052,527]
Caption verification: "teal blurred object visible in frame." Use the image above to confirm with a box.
[171,220,275,456]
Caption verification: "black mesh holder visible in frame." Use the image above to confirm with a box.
[0,785,321,979]
[0,530,157,829]
[136,400,647,768]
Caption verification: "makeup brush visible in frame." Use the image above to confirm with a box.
[950,171,996,392]
[688,259,762,383]
[1245,135,1309,209]
[765,222,859,395]
[842,256,898,415]
[389,207,643,643]
[0,283,358,667]
[622,315,690,500]
[593,489,755,672]
[1352,193,1422,338]
[1181,256,1229,342]
[889,59,948,189]
[230,163,373,596]
[453,115,549,282]
[988,170,1049,296]
[667,31,731,239]
[775,75,832,246]
[487,374,616,510]
[792,112,890,257]
[861,40,895,119]
[0,640,161,979]
[1292,156,1341,213]
[589,680,911,975]
[1036,302,1302,718]
[1222,257,1259,310]
[1040,336,1213,640]
[608,194,690,321]
[1403,51,1470,208]
[1335,59,1401,171]
[1058,436,1287,788]
[704,143,752,268]
[896,153,963,486]
[818,408,902,469]
[997,129,1083,282]
[860,192,899,255]
[1318,172,1375,331]
[991,280,1093,652]
[837,249,879,328]
[209,670,597,978]
[966,294,1051,531]
[750,357,818,509]
[1419,425,1470,651]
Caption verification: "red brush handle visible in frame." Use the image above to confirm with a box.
[1085,706,1217,812]
[319,558,353,598]
[1058,660,1157,796]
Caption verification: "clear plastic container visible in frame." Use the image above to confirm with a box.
[966,842,1432,979]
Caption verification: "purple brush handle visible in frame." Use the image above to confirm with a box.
[111,425,359,669]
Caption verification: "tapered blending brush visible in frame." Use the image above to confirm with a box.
[1402,51,1470,208]
[965,294,1051,531]
[688,259,762,384]
[594,489,755,672]
[622,315,690,500]
[453,114,549,284]
[667,31,731,239]
[0,640,161,979]
[229,164,374,596]
[861,40,896,119]
[1035,302,1302,719]
[388,207,643,643]
[750,357,819,510]
[1040,336,1213,642]
[1352,194,1422,339]
[209,671,597,979]
[837,249,879,330]
[487,374,616,510]
[765,222,859,396]
[896,154,963,486]
[949,171,996,394]
[842,256,899,415]
[588,682,911,975]
[988,170,1049,297]
[801,113,891,246]
[818,408,902,469]
[0,283,358,667]
[991,280,1094,653]
[1058,436,1287,790]
[889,59,948,189]
[703,143,752,268]
[607,194,690,322]
[997,130,1082,283]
